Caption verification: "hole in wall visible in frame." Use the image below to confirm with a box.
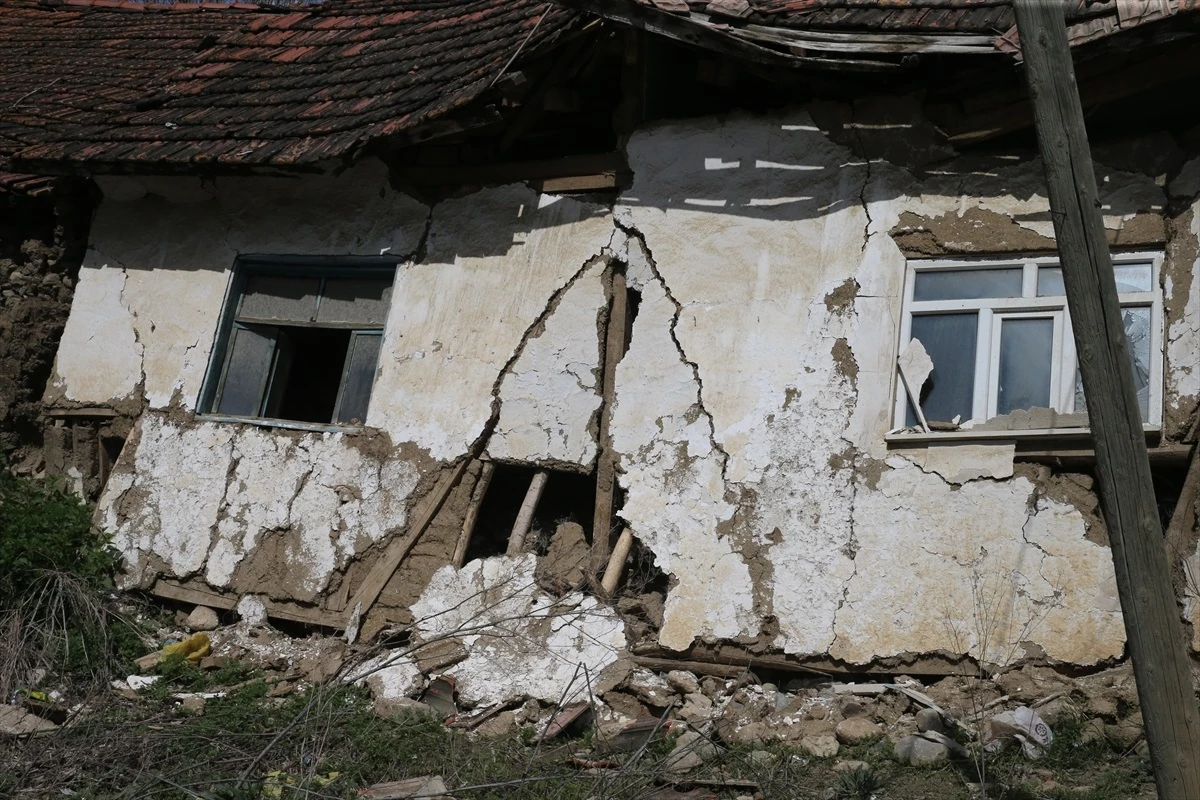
[463,464,597,562]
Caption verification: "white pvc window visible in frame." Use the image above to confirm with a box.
[894,252,1163,430]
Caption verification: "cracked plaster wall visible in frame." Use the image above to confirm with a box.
[609,108,1190,666]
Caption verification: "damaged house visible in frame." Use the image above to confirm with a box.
[2,0,1200,714]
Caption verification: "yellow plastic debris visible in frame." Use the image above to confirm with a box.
[161,632,211,664]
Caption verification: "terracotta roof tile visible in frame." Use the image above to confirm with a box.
[0,0,578,169]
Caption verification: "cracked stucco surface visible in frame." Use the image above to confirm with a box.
[368,185,612,461]
[70,114,1199,670]
[47,160,429,412]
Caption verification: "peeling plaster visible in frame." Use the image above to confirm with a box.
[368,185,613,460]
[489,260,607,467]
[47,160,429,412]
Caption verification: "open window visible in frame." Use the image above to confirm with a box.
[894,252,1163,434]
[202,259,395,427]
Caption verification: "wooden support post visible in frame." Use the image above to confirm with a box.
[1013,3,1200,796]
[600,527,635,595]
[592,271,629,575]
[506,470,549,556]
[1166,446,1200,596]
[453,460,495,568]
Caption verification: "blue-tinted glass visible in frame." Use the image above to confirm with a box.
[914,268,1023,301]
[1075,305,1152,420]
[1038,264,1152,296]
[907,313,977,425]
[997,318,1053,415]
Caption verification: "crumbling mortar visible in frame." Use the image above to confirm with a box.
[612,219,732,489]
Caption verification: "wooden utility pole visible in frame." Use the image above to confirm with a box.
[1013,2,1200,796]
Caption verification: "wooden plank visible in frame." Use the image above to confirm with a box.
[399,153,627,188]
[592,271,629,575]
[151,580,341,629]
[506,470,549,556]
[452,460,494,568]
[1165,446,1200,596]
[1013,2,1200,796]
[345,458,471,634]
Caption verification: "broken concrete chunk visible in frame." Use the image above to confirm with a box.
[184,605,220,631]
[914,707,944,734]
[412,638,468,675]
[664,730,719,773]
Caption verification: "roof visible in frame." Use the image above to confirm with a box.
[553,0,1200,64]
[0,0,579,171]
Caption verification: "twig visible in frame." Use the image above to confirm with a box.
[10,78,61,109]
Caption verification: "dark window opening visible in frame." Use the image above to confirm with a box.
[206,265,392,426]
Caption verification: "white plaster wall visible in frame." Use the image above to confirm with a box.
[368,185,613,461]
[488,260,607,467]
[610,110,1162,664]
[47,160,429,411]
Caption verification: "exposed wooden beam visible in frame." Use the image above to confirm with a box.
[1014,1,1200,796]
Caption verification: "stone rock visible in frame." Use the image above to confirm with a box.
[475,710,519,738]
[592,658,636,696]
[915,708,944,734]
[895,734,949,767]
[1107,711,1144,749]
[835,717,882,745]
[199,655,232,671]
[603,691,650,722]
[800,734,839,758]
[677,692,714,725]
[0,705,58,736]
[666,670,701,695]
[374,697,438,720]
[184,605,220,632]
[664,730,719,773]
[1079,717,1108,745]
[721,720,772,745]
[1087,692,1119,720]
[747,750,774,765]
[993,665,1072,703]
[180,696,206,715]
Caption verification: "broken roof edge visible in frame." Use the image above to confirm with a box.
[547,0,1200,66]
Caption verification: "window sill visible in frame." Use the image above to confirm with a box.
[885,424,1161,446]
[196,413,366,435]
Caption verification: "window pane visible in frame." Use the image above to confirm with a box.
[1074,305,1152,419]
[907,313,977,425]
[1038,263,1153,296]
[238,276,319,323]
[335,332,383,424]
[997,317,1054,415]
[913,268,1023,301]
[215,325,275,416]
[317,277,393,326]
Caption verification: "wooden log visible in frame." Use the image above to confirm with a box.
[506,470,549,556]
[600,527,634,595]
[453,460,494,568]
[1013,2,1200,795]
[592,271,629,574]
[345,458,471,637]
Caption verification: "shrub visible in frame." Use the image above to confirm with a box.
[0,470,119,603]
